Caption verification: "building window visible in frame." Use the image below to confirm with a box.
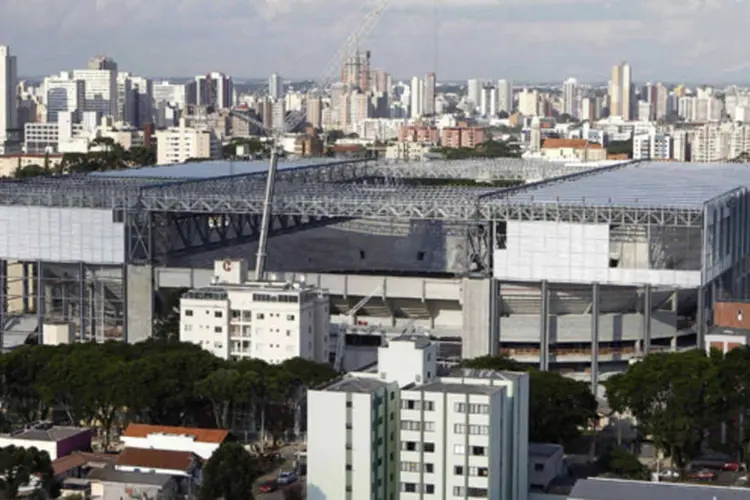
[257,313,265,320]
[214,311,223,318]
[454,424,465,434]
[402,441,418,452]
[478,467,488,477]
[287,314,295,321]
[214,326,222,333]
[453,444,465,455]
[400,461,419,472]
[424,463,434,473]
[400,483,417,493]
[183,324,192,332]
[423,401,434,411]
[454,465,463,475]
[471,446,486,457]
[534,463,544,472]
[423,442,435,453]
[184,309,193,316]
[242,310,252,321]
[423,422,434,432]
[231,309,241,319]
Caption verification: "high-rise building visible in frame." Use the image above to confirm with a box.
[307,336,530,500]
[609,61,633,120]
[517,89,539,117]
[88,55,118,71]
[480,85,498,117]
[410,76,423,118]
[423,72,436,116]
[72,64,118,119]
[195,72,234,110]
[562,77,579,118]
[0,45,19,147]
[467,79,481,108]
[155,118,221,165]
[43,77,85,123]
[340,51,371,91]
[497,79,513,115]
[306,96,323,130]
[269,73,282,100]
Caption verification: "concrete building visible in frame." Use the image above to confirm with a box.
[155,118,220,164]
[0,423,92,461]
[442,126,486,149]
[410,76,423,118]
[43,77,85,123]
[609,62,632,120]
[306,336,530,500]
[269,73,282,100]
[179,259,331,363]
[539,138,606,162]
[195,72,233,109]
[72,67,118,118]
[423,72,436,116]
[562,78,579,118]
[121,424,228,461]
[497,79,513,115]
[518,89,539,117]
[633,133,672,161]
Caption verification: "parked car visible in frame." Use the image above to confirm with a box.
[721,462,743,472]
[657,469,680,479]
[259,480,278,493]
[689,469,717,481]
[278,471,298,485]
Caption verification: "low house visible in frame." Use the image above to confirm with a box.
[0,422,91,460]
[87,468,178,500]
[529,443,566,492]
[115,447,202,479]
[53,451,117,480]
[120,424,228,460]
[568,477,749,499]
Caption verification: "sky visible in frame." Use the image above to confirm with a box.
[2,0,750,83]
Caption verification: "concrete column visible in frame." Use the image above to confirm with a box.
[643,284,652,355]
[697,285,706,350]
[21,262,29,314]
[540,280,549,371]
[126,264,154,343]
[79,262,86,341]
[591,282,600,395]
[35,260,44,343]
[489,280,499,356]
[670,336,678,351]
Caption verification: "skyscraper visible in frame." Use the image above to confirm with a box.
[467,79,481,108]
[562,77,579,118]
[410,76,423,118]
[497,79,513,115]
[0,45,18,146]
[269,73,282,100]
[422,73,436,116]
[609,62,632,120]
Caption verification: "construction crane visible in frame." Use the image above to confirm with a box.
[228,0,392,281]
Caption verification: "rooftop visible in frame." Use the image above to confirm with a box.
[569,477,750,500]
[8,425,89,442]
[52,451,116,476]
[88,158,340,180]
[542,138,602,149]
[496,161,750,209]
[390,334,431,349]
[122,424,229,444]
[529,443,563,458]
[86,467,174,487]
[323,376,390,394]
[414,380,504,396]
[116,447,198,472]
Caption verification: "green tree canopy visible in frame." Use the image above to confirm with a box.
[0,445,54,499]
[597,446,649,480]
[199,442,258,500]
[605,350,724,467]
[461,355,597,444]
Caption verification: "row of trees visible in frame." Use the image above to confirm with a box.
[13,137,156,179]
[0,341,338,450]
[605,348,750,468]
[441,139,522,160]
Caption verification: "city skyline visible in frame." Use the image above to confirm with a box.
[3,0,750,82]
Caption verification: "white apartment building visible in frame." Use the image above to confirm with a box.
[356,118,408,142]
[410,77,423,119]
[307,336,530,500]
[153,81,187,109]
[24,112,84,153]
[155,118,220,165]
[562,77,579,118]
[633,132,672,161]
[517,89,538,117]
[497,79,513,115]
[179,259,330,364]
[72,68,118,118]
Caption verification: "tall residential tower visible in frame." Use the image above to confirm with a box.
[609,61,633,120]
[0,45,18,150]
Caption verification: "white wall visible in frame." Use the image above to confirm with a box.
[494,221,700,287]
[0,437,57,460]
[0,207,124,263]
[120,435,219,461]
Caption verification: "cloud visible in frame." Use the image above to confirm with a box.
[1,0,749,82]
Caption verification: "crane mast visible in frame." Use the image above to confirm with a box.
[252,0,391,281]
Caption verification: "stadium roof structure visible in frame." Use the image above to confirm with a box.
[0,159,748,226]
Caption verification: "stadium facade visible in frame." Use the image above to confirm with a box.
[0,158,745,385]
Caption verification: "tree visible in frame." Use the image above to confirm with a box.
[198,368,243,429]
[13,164,46,179]
[0,445,54,499]
[597,446,649,480]
[199,442,257,500]
[461,355,597,444]
[605,350,724,468]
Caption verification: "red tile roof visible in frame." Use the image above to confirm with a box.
[122,424,228,444]
[116,447,199,472]
[52,451,117,476]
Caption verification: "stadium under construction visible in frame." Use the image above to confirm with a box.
[0,157,747,384]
